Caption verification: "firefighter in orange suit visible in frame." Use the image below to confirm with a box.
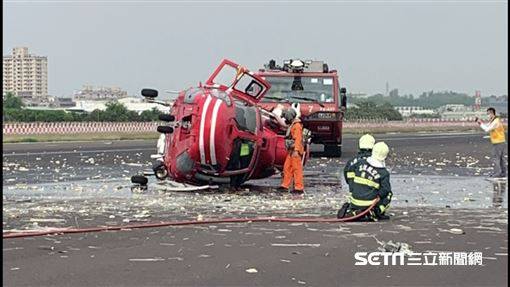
[278,105,305,193]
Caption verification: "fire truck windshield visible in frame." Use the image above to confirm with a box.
[261,76,335,103]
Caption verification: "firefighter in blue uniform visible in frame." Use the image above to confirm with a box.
[343,134,375,186]
[338,142,393,221]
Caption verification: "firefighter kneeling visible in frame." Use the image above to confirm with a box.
[338,141,393,221]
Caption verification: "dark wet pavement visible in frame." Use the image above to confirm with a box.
[3,208,507,287]
[2,132,504,186]
[3,132,508,286]
[3,132,507,232]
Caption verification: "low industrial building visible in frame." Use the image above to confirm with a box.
[437,104,487,121]
[394,106,436,117]
[67,97,171,114]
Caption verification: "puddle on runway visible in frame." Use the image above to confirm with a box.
[3,174,507,232]
[3,174,507,208]
[490,180,507,208]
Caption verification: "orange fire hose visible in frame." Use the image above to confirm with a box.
[3,198,380,239]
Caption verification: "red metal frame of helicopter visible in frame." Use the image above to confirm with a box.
[133,59,310,187]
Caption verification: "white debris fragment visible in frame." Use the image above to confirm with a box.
[28,218,65,223]
[271,243,320,247]
[448,228,465,235]
[129,258,165,262]
[245,268,258,273]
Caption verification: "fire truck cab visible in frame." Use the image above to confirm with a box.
[256,59,347,157]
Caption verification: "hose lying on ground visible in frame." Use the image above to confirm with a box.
[3,198,379,239]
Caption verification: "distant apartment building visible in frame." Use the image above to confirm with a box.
[73,85,128,101]
[3,47,48,99]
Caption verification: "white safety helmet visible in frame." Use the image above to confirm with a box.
[291,102,301,119]
[359,134,375,150]
[372,142,389,162]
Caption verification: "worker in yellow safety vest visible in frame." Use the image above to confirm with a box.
[476,107,507,178]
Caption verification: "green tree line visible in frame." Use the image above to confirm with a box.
[3,93,162,122]
[344,101,403,121]
[3,92,405,122]
[352,91,476,109]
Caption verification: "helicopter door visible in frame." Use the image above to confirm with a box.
[206,59,271,105]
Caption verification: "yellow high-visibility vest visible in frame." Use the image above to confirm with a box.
[490,118,506,144]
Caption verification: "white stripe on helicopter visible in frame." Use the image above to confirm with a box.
[199,95,213,164]
[209,98,223,166]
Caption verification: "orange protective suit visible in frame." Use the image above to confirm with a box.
[280,119,304,191]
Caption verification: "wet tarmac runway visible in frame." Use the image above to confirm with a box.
[2,132,501,186]
[3,209,508,287]
[3,132,508,286]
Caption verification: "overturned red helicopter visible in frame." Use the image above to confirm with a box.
[131,59,311,189]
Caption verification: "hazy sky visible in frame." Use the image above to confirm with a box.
[4,0,508,98]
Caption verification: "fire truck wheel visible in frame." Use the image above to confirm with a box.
[324,144,342,157]
[131,175,148,185]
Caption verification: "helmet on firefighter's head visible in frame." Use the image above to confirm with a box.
[283,109,297,125]
[372,142,389,162]
[359,134,375,150]
[291,102,301,119]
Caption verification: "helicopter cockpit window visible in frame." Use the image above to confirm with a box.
[233,74,264,98]
[210,65,238,88]
[233,100,257,133]
[209,63,267,99]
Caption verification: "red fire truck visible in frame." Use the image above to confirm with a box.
[256,59,347,157]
